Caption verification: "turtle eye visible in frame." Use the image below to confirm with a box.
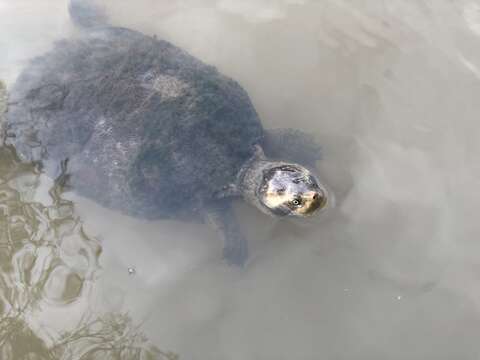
[291,198,302,206]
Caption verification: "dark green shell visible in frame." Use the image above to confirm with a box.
[7,27,263,219]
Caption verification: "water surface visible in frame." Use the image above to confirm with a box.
[1,1,480,359]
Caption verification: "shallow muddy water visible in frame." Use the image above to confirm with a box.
[1,1,480,359]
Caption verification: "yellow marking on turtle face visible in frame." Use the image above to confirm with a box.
[263,184,327,216]
[263,189,291,209]
[295,191,327,216]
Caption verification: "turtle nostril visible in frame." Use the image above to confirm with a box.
[313,193,318,200]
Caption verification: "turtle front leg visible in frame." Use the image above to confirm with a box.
[205,200,248,267]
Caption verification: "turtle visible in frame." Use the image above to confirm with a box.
[4,0,330,266]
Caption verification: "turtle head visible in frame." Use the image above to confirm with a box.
[258,164,328,217]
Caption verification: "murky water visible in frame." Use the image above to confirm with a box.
[2,1,480,359]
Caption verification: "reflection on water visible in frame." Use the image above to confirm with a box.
[48,313,178,360]
[3,1,480,358]
[0,82,177,359]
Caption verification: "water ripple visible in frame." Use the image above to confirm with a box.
[0,81,177,360]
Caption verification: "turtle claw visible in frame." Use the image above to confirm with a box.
[223,239,248,267]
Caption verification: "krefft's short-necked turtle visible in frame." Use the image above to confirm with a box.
[5,0,330,266]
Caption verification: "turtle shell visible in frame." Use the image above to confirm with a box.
[7,27,264,219]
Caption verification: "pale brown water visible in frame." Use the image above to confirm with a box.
[2,1,480,359]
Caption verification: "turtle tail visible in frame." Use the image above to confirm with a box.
[68,0,109,29]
